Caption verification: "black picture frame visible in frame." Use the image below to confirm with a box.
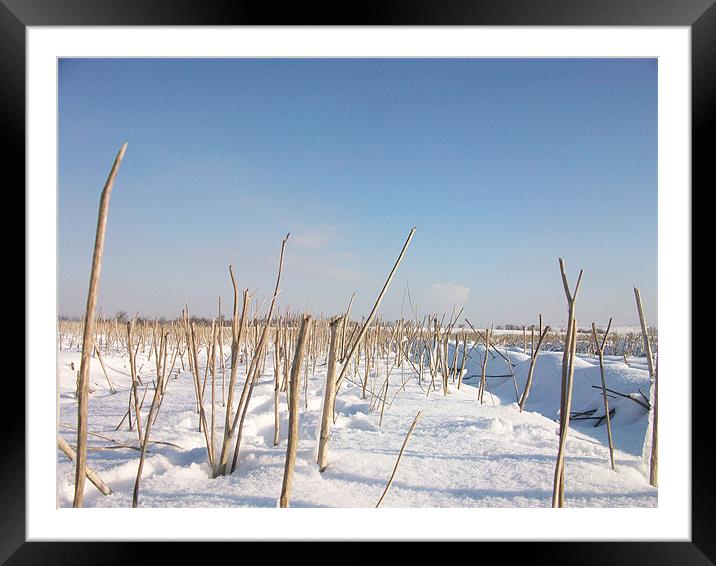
[8,0,706,562]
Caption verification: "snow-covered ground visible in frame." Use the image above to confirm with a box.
[57,340,656,508]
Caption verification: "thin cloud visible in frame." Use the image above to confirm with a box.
[429,283,470,311]
[288,252,364,284]
[291,226,336,249]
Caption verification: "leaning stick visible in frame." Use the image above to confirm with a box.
[518,322,551,412]
[59,423,184,450]
[59,437,112,496]
[589,385,650,410]
[132,348,166,507]
[335,227,416,396]
[375,411,422,507]
[93,344,116,393]
[73,142,127,508]
[230,234,290,474]
[634,287,655,380]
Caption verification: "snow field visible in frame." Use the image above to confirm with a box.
[57,339,656,508]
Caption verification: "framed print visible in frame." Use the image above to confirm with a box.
[8,0,708,562]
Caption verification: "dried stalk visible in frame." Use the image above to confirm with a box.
[73,142,126,508]
[518,319,551,412]
[634,287,655,380]
[230,234,290,474]
[58,437,112,496]
[279,315,312,508]
[375,411,422,507]
[552,257,583,508]
[217,270,249,474]
[132,344,166,507]
[650,358,658,487]
[334,227,416,396]
[126,321,144,445]
[591,319,615,470]
[634,287,657,487]
[273,325,282,446]
[317,315,343,472]
[93,344,116,393]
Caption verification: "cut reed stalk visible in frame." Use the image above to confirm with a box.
[58,437,113,496]
[552,257,583,508]
[375,411,422,507]
[634,287,657,487]
[650,358,658,487]
[93,344,116,393]
[591,319,615,470]
[334,227,416,397]
[279,315,312,508]
[317,315,343,472]
[126,321,144,445]
[132,349,166,507]
[73,142,126,508]
[518,319,551,412]
[230,234,289,474]
[273,326,281,447]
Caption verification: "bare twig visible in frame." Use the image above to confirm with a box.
[376,411,422,507]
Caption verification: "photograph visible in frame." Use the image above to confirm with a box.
[56,56,660,510]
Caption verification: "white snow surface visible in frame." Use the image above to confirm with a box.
[57,341,656,508]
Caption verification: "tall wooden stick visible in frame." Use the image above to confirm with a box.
[634,287,657,487]
[552,258,583,508]
[335,227,416,395]
[273,324,282,446]
[553,316,577,507]
[217,272,248,474]
[73,142,127,508]
[650,358,658,487]
[209,320,218,476]
[279,315,312,508]
[634,287,655,380]
[317,315,343,472]
[218,296,225,406]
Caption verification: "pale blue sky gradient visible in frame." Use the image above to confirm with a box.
[59,58,657,327]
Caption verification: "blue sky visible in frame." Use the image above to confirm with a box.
[58,58,657,327]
